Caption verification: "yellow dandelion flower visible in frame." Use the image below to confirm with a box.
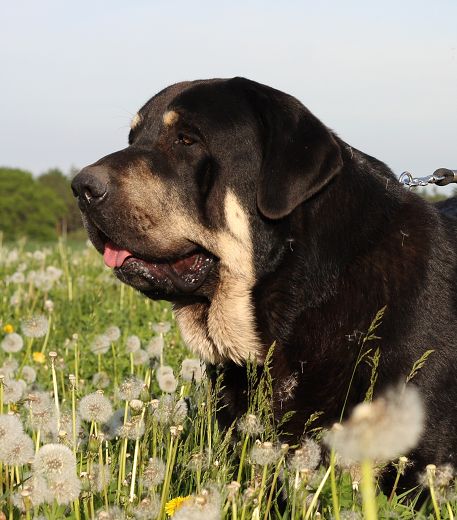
[3,324,14,334]
[33,352,46,364]
[165,496,192,516]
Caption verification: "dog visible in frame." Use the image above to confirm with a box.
[72,77,457,486]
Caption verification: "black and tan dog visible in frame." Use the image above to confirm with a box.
[72,78,457,482]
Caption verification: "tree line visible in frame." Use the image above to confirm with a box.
[0,165,454,242]
[0,167,83,241]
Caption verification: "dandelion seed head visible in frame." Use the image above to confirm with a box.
[117,376,144,401]
[22,365,37,384]
[90,335,111,355]
[22,315,49,338]
[289,438,322,472]
[33,443,77,477]
[27,391,52,413]
[12,476,53,509]
[89,463,111,493]
[0,432,34,465]
[47,474,81,505]
[158,373,178,393]
[133,495,161,519]
[152,321,171,334]
[92,371,111,389]
[250,440,281,466]
[1,332,24,353]
[173,487,221,520]
[142,457,166,488]
[0,413,24,439]
[152,394,174,424]
[117,416,145,440]
[156,365,174,379]
[237,413,265,437]
[105,325,121,342]
[180,359,204,383]
[102,409,124,440]
[146,336,163,359]
[96,506,126,520]
[132,348,149,366]
[324,386,424,462]
[2,378,24,403]
[1,358,19,376]
[187,450,210,472]
[126,335,141,353]
[79,392,113,424]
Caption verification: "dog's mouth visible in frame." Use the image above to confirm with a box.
[103,241,215,294]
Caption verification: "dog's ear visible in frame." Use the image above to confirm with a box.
[232,77,343,219]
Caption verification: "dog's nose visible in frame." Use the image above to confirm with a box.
[71,166,109,206]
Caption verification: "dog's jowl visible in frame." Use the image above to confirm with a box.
[72,78,457,486]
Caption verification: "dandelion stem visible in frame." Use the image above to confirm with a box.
[427,466,441,520]
[304,465,331,520]
[237,434,250,482]
[263,457,283,520]
[360,459,378,520]
[50,353,61,433]
[330,448,341,520]
[447,502,455,520]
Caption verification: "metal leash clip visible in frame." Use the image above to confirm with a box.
[399,168,457,188]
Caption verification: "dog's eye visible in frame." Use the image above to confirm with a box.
[174,134,194,146]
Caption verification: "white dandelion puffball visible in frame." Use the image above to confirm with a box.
[33,443,77,477]
[79,392,113,424]
[117,376,144,401]
[1,332,24,353]
[152,321,171,334]
[158,374,178,393]
[156,365,173,380]
[324,386,424,463]
[47,474,81,505]
[146,336,163,359]
[0,432,34,465]
[0,413,24,440]
[90,335,111,355]
[105,325,121,342]
[21,315,49,338]
[180,358,204,382]
[126,335,141,353]
[133,349,149,366]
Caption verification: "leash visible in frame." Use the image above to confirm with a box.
[399,168,457,188]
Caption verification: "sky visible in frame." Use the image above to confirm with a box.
[1,0,456,188]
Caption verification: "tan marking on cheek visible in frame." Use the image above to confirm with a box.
[174,191,263,365]
[163,110,179,127]
[130,113,142,129]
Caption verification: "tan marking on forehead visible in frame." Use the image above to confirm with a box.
[130,113,142,130]
[163,110,179,127]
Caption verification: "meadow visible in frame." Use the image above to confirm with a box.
[0,237,455,519]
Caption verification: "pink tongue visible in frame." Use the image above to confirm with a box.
[103,242,133,268]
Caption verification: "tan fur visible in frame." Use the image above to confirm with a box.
[163,110,179,127]
[130,113,142,130]
[174,191,263,365]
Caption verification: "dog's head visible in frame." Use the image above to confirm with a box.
[72,78,343,304]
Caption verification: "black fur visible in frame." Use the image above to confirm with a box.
[73,78,457,490]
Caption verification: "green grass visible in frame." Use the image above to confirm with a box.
[0,239,455,519]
